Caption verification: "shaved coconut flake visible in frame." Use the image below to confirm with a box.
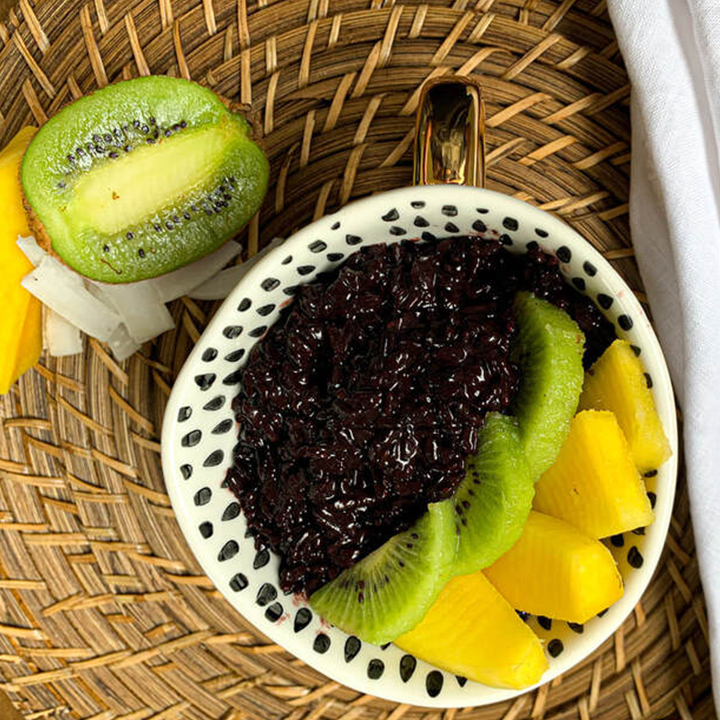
[22,256,122,341]
[43,307,83,356]
[143,241,242,303]
[16,235,46,267]
[189,236,286,300]
[107,324,141,362]
[93,281,175,344]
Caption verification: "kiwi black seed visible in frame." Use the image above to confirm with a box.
[23,78,268,282]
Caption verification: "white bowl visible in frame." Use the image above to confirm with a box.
[161,184,677,707]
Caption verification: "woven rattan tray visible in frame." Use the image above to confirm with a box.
[0,1,713,718]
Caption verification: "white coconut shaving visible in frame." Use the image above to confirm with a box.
[43,307,83,356]
[16,235,46,267]
[107,324,141,362]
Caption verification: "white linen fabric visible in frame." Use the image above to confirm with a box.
[607,0,720,705]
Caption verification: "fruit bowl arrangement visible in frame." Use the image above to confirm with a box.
[161,183,677,707]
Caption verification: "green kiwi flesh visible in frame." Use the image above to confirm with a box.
[309,500,457,645]
[21,76,269,283]
[511,291,585,479]
[451,412,534,576]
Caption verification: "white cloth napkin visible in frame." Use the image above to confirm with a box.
[607,0,720,705]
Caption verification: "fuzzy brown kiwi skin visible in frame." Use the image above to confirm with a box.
[17,80,266,281]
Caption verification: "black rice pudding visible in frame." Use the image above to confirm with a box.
[227,237,615,594]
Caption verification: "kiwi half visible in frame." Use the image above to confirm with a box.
[452,412,534,576]
[21,77,269,283]
[309,500,457,646]
[511,291,585,479]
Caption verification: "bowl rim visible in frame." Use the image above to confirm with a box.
[161,184,678,707]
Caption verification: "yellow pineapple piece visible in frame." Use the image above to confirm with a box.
[579,339,671,473]
[534,410,654,538]
[396,572,548,689]
[485,511,623,623]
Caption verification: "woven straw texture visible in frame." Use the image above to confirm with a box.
[0,0,713,718]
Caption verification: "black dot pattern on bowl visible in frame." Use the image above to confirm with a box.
[380,643,390,651]
[256,583,277,606]
[218,540,239,561]
[283,285,300,296]
[631,345,642,356]
[517,610,529,623]
[222,502,241,521]
[411,201,425,208]
[503,217,519,231]
[344,636,361,662]
[201,348,217,362]
[367,659,384,679]
[294,608,312,632]
[327,253,344,262]
[538,616,552,631]
[610,534,625,547]
[257,304,276,317]
[442,205,458,217]
[568,622,584,634]
[194,487,211,506]
[645,469,658,477]
[628,547,644,568]
[389,226,407,236]
[583,261,597,276]
[180,464,192,480]
[647,491,657,508]
[248,326,268,338]
[181,430,201,448]
[261,278,280,292]
[281,255,293,265]
[238,298,252,311]
[476,207,488,214]
[526,241,539,251]
[472,219,486,233]
[203,450,224,468]
[331,221,341,230]
[399,654,416,682]
[253,549,270,569]
[444,222,459,233]
[309,240,327,252]
[223,326,243,339]
[223,370,243,386]
[421,231,437,242]
[212,419,233,435]
[382,209,399,222]
[194,374,216,391]
[548,639,564,658]
[632,526,646,536]
[572,277,586,291]
[535,228,548,238]
[199,522,213,539]
[556,246,572,263]
[597,294,614,310]
[346,234,362,246]
[265,602,283,622]
[597,609,608,618]
[229,573,248,592]
[244,528,254,538]
[203,395,226,411]
[224,348,245,363]
[645,372,653,389]
[178,406,192,422]
[414,216,429,227]
[618,314,633,331]
[426,671,444,698]
[297,265,316,276]
[456,676,468,688]
[499,234,513,246]
[313,634,331,653]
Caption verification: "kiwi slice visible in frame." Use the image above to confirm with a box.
[511,291,585,479]
[21,77,269,283]
[452,412,534,576]
[309,500,457,646]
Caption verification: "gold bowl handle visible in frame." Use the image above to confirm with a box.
[413,75,486,188]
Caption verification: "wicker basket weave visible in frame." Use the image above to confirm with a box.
[0,0,713,718]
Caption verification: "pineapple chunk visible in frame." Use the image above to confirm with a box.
[485,511,623,623]
[396,572,548,689]
[534,410,654,538]
[579,340,671,473]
